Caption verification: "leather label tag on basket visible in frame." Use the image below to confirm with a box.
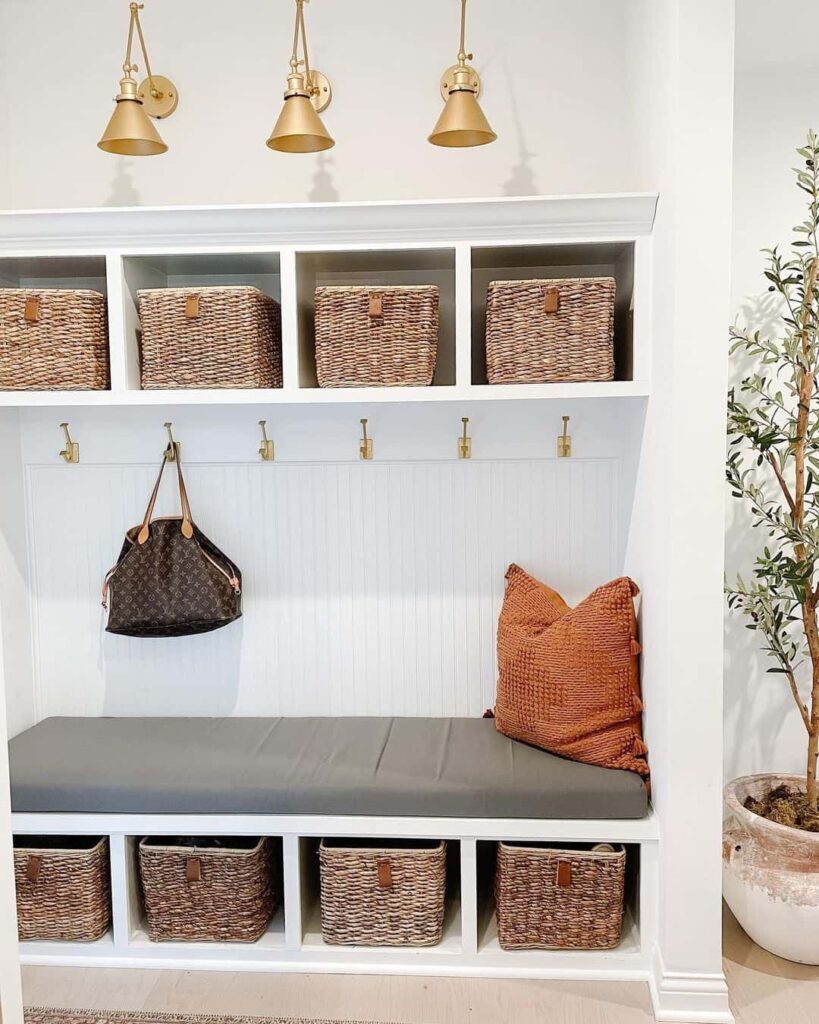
[185,294,200,319]
[26,855,42,883]
[368,292,384,319]
[24,296,40,323]
[185,856,202,882]
[556,860,572,888]
[376,857,393,890]
[544,286,560,314]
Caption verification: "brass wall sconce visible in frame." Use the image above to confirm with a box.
[429,0,496,148]
[359,418,373,460]
[98,2,178,157]
[458,417,472,460]
[267,0,334,154]
[557,415,572,458]
[59,423,79,464]
[258,420,275,461]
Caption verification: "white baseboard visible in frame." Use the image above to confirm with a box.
[649,946,733,1023]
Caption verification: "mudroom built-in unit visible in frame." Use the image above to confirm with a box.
[0,195,730,1024]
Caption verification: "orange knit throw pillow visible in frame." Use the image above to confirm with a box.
[494,564,649,778]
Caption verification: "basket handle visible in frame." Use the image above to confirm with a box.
[26,855,42,884]
[23,295,40,323]
[368,292,384,319]
[186,856,202,882]
[543,286,560,314]
[556,860,572,888]
[185,294,200,319]
[376,856,393,890]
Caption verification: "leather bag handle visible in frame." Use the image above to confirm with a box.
[137,444,194,544]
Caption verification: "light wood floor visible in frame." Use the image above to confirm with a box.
[20,907,819,1024]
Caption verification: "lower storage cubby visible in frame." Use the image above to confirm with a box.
[319,837,447,947]
[129,835,286,947]
[13,835,111,943]
[15,825,651,973]
[300,836,463,953]
[476,840,640,955]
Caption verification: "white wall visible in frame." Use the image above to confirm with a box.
[0,0,649,210]
[12,401,638,727]
[724,0,819,782]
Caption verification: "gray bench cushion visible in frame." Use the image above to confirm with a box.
[9,716,649,819]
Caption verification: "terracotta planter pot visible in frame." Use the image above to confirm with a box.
[723,774,819,963]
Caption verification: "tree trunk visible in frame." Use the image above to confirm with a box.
[795,258,819,809]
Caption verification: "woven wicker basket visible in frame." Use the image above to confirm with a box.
[495,842,626,950]
[485,277,615,384]
[138,836,279,943]
[319,838,447,946]
[0,288,109,391]
[137,286,282,389]
[314,285,439,387]
[14,835,111,942]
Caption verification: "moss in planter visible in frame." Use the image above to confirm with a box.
[744,784,819,833]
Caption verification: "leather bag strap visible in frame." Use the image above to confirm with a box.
[173,447,194,535]
[137,444,194,545]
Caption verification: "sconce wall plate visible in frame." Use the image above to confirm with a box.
[138,74,179,119]
[307,70,332,113]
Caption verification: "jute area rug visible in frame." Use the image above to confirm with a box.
[25,1011,394,1024]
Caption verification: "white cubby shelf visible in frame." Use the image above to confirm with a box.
[0,194,655,408]
[13,811,658,979]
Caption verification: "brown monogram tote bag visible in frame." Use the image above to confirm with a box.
[101,444,242,637]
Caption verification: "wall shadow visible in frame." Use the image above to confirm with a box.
[501,62,540,197]
[100,620,243,717]
[308,153,340,203]
[104,160,142,208]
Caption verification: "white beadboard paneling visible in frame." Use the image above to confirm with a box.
[27,459,616,720]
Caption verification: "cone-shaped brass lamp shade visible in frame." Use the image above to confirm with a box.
[267,91,335,153]
[429,86,496,148]
[98,76,167,156]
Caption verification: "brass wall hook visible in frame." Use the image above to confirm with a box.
[458,417,472,460]
[59,423,79,464]
[359,418,373,460]
[258,420,275,461]
[164,421,179,461]
[557,415,572,458]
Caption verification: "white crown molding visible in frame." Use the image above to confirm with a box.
[0,193,659,252]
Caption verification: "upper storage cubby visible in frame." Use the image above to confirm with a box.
[295,248,456,389]
[0,255,108,295]
[470,242,636,386]
[120,252,282,392]
[0,256,110,395]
